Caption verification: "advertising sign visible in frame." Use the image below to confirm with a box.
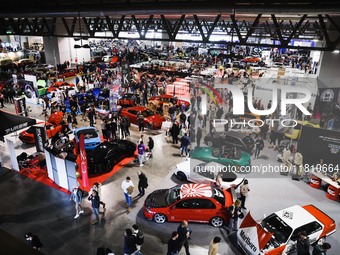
[32,124,47,152]
[121,60,130,88]
[14,97,27,116]
[298,125,340,166]
[79,133,89,188]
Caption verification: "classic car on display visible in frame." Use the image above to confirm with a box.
[120,106,166,129]
[143,183,236,227]
[47,82,75,93]
[118,93,140,107]
[189,147,251,170]
[175,158,245,189]
[57,68,77,79]
[19,111,64,144]
[204,131,255,153]
[237,205,336,255]
[148,94,190,111]
[87,140,136,174]
[74,126,101,151]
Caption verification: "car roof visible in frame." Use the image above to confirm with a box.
[225,130,249,139]
[74,126,97,132]
[273,205,316,229]
[179,183,213,199]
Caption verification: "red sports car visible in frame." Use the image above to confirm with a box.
[118,93,140,107]
[48,82,75,93]
[148,94,190,111]
[120,106,166,129]
[143,183,236,227]
[19,112,64,144]
[58,68,77,78]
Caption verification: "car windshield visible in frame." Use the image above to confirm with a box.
[260,213,293,244]
[212,187,225,206]
[165,186,181,205]
[141,110,155,117]
[76,129,98,139]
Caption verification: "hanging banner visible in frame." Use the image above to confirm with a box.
[33,124,47,153]
[6,138,19,171]
[14,97,27,116]
[121,60,130,88]
[79,134,89,188]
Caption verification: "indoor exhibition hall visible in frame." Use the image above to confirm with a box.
[0,1,340,255]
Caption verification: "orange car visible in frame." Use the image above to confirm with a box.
[47,82,75,93]
[19,112,64,144]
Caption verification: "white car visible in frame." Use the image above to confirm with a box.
[214,120,260,137]
[237,205,336,255]
[174,158,244,189]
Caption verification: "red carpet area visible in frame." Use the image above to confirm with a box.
[19,155,136,194]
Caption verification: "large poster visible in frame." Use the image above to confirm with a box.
[298,126,340,166]
[121,60,130,88]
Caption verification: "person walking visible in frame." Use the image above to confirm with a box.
[88,108,95,127]
[88,190,100,224]
[90,182,106,210]
[121,177,134,212]
[177,220,191,255]
[124,228,137,255]
[254,136,264,159]
[167,231,180,255]
[70,186,84,219]
[137,111,144,132]
[170,122,180,144]
[208,236,221,255]
[137,171,148,196]
[132,224,144,251]
[312,242,331,255]
[25,232,43,251]
[148,136,154,158]
[297,231,310,255]
[196,127,202,148]
[227,199,243,232]
[239,179,250,210]
[180,133,191,157]
[137,141,146,167]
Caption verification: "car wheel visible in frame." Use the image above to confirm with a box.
[206,140,213,147]
[210,216,224,227]
[212,148,221,157]
[154,213,167,224]
[176,171,187,181]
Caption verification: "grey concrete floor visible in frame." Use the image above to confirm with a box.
[0,86,339,255]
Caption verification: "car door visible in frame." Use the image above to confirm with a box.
[168,199,200,222]
[127,109,138,124]
[286,221,323,254]
[189,199,217,222]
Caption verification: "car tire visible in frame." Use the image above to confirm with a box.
[212,148,221,157]
[206,140,213,147]
[210,216,224,227]
[176,171,187,181]
[153,213,167,224]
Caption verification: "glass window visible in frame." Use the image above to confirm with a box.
[261,213,293,244]
[290,221,322,241]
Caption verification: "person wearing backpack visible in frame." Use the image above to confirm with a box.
[132,224,144,251]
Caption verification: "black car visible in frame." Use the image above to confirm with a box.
[87,140,136,174]
[204,131,254,153]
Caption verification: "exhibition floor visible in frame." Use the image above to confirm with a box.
[0,102,339,255]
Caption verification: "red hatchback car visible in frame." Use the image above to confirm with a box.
[120,106,166,130]
[143,183,236,227]
[148,94,190,111]
[19,111,64,144]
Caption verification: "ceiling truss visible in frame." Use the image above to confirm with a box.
[1,14,340,51]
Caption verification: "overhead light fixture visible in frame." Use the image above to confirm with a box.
[82,44,90,49]
[332,49,340,54]
[74,44,81,49]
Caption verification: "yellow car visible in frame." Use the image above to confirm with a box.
[285,120,320,140]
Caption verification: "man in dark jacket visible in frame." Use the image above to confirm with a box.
[88,190,100,224]
[177,221,191,255]
[124,228,137,255]
[137,171,148,196]
[180,133,191,157]
[170,122,180,144]
[313,242,331,255]
[25,232,43,251]
[167,231,180,255]
[297,231,310,255]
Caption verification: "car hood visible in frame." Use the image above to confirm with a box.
[48,112,63,126]
[145,115,166,122]
[145,189,168,208]
[237,212,274,255]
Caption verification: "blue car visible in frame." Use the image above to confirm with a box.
[74,127,101,151]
